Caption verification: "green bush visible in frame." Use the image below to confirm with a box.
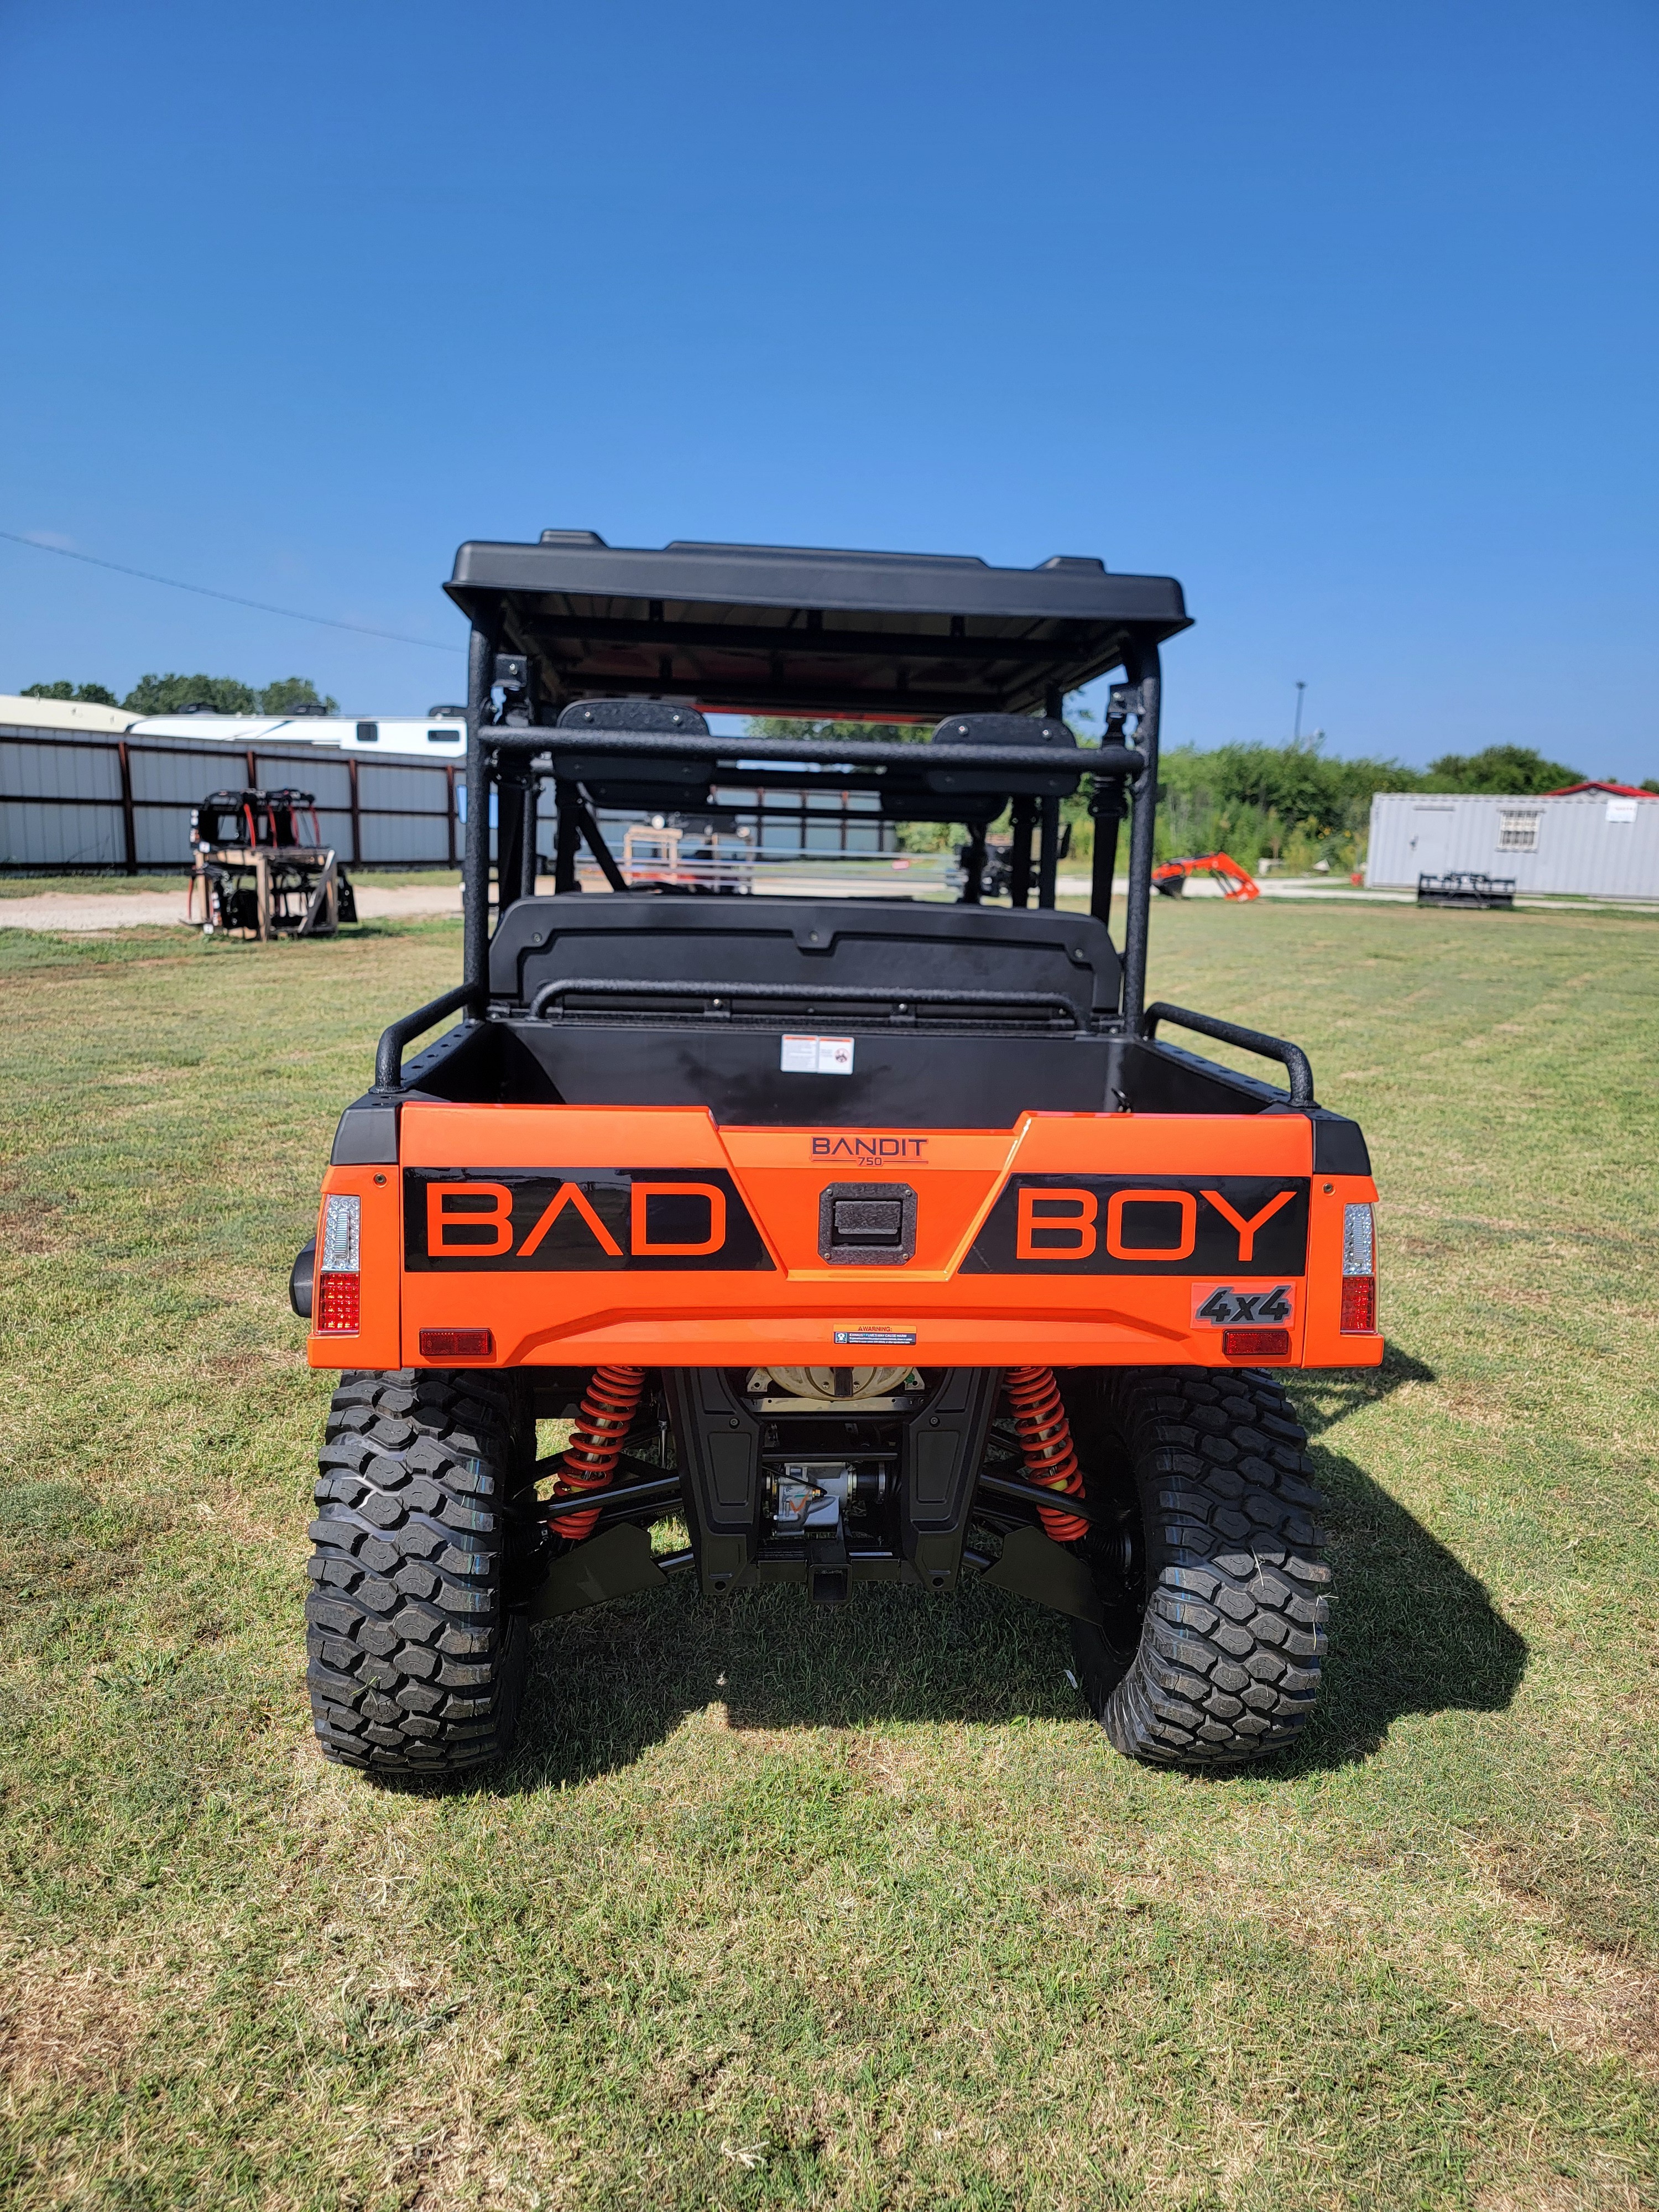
[1149,739,1417,873]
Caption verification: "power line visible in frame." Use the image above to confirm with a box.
[0,527,458,654]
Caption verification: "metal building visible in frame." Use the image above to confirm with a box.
[1366,789,1659,898]
[1,719,902,875]
[0,722,461,872]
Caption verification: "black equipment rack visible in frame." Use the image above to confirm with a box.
[1417,872,1517,910]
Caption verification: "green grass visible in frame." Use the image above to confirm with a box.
[2,900,1657,2210]
[0,873,190,896]
[0,869,462,898]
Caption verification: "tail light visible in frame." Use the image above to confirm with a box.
[1223,1327,1291,1359]
[314,1194,361,1333]
[1340,1202,1376,1333]
[419,1328,494,1360]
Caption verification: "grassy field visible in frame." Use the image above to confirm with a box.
[1,898,1656,2210]
[0,870,465,899]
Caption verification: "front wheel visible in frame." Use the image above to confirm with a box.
[1067,1368,1331,1769]
[305,1370,538,1776]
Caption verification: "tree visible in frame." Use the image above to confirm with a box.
[1423,744,1583,794]
[119,672,337,716]
[257,676,339,714]
[20,680,119,706]
[123,673,259,714]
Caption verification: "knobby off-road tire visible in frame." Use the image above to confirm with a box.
[1067,1368,1331,1770]
[305,1369,539,1776]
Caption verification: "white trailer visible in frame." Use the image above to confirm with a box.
[1366,789,1659,899]
[124,709,467,759]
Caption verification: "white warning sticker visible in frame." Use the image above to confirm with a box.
[781,1035,854,1075]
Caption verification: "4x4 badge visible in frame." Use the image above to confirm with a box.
[1192,1284,1294,1326]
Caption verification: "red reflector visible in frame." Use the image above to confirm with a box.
[419,1327,494,1360]
[315,1272,359,1333]
[1340,1276,1377,1333]
[1223,1327,1291,1359]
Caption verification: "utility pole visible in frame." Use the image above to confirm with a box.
[1293,681,1306,742]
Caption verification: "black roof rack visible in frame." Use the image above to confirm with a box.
[446,533,1190,718]
[452,531,1183,1031]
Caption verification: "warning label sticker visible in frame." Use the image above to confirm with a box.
[781,1035,854,1074]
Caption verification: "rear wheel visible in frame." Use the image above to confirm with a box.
[1067,1368,1331,1769]
[305,1369,538,1776]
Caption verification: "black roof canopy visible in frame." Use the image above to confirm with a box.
[446,533,1190,718]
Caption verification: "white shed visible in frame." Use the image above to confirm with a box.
[1366,787,1659,898]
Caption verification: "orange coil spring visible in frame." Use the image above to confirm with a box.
[1004,1365,1091,1544]
[550,1365,645,1543]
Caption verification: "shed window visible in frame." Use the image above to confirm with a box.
[1498,810,1540,852]
[356,721,379,744]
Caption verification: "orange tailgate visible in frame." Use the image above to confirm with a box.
[307,1104,1380,1372]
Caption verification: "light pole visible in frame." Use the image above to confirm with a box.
[1293,681,1306,743]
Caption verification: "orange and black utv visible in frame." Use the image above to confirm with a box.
[291,533,1380,1778]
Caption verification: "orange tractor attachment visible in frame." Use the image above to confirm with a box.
[1152,851,1260,900]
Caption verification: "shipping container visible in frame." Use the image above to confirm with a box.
[1366,790,1659,898]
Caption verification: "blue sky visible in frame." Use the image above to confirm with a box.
[2,0,1655,776]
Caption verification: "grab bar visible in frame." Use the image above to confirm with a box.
[1141,1001,1314,1107]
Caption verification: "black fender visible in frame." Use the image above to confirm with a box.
[289,1238,315,1319]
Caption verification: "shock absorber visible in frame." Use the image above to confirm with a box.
[1004,1366,1090,1544]
[549,1365,645,1543]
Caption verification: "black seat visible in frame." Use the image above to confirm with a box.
[551,697,715,812]
[554,698,709,735]
[493,891,1117,1015]
[880,711,1083,822]
[481,895,1123,1128]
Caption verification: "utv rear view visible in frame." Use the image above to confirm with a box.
[294,533,1380,1776]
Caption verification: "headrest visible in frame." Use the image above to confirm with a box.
[556,698,709,735]
[928,712,1074,749]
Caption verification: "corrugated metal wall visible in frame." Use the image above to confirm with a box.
[0,733,127,865]
[0,726,460,872]
[1367,792,1659,896]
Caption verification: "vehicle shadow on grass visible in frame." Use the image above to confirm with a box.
[495,1340,1526,1792]
[1281,1340,1529,1776]
[504,1569,1083,1793]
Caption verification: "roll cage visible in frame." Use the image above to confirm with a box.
[445,531,1194,1036]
